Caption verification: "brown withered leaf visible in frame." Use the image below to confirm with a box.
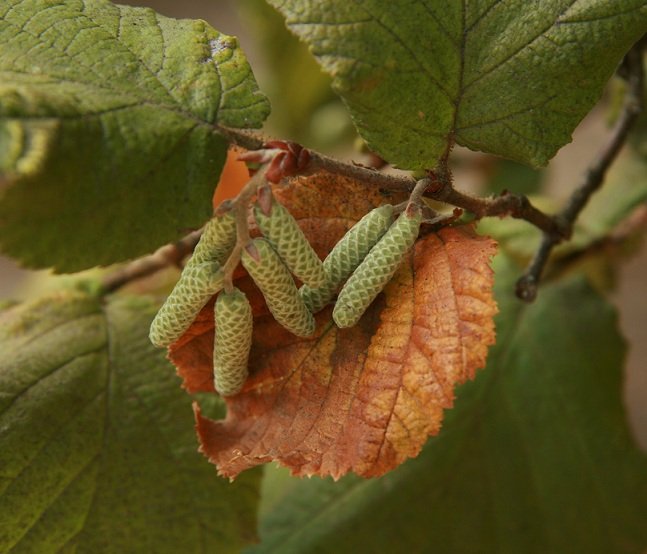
[169,174,497,479]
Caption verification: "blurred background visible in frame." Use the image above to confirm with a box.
[1,0,645,449]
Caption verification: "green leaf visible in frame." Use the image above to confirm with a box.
[269,1,647,169]
[0,292,260,553]
[249,255,647,554]
[0,0,269,271]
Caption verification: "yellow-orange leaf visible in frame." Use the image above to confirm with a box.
[169,174,497,479]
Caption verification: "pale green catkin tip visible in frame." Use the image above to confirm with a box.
[241,238,315,337]
[254,197,326,288]
[187,210,237,268]
[214,287,253,396]
[149,261,224,347]
[332,210,422,329]
[299,204,395,313]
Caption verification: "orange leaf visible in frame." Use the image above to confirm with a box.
[170,174,498,479]
[213,148,250,208]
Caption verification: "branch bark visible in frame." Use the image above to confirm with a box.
[219,127,564,234]
[516,42,645,301]
[100,231,200,293]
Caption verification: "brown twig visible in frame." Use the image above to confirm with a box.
[221,168,267,292]
[220,127,563,233]
[100,230,201,293]
[516,42,645,302]
[307,150,416,192]
[223,127,416,192]
[553,204,647,272]
[216,127,265,151]
[424,169,566,236]
[102,168,266,295]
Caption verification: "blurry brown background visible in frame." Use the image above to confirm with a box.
[1,0,645,450]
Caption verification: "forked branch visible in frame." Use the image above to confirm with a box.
[516,42,645,301]
[218,131,567,237]
[101,231,201,293]
[220,168,267,292]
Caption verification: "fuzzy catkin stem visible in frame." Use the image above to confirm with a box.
[221,169,268,292]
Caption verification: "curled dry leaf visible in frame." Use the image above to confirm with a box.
[169,174,498,479]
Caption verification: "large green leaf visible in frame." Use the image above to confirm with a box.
[269,0,647,169]
[0,292,260,553]
[0,0,269,271]
[249,255,647,554]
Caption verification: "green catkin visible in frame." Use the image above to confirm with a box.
[241,238,315,337]
[186,209,237,268]
[149,262,224,347]
[300,204,394,313]
[213,288,253,396]
[254,196,327,288]
[333,208,422,329]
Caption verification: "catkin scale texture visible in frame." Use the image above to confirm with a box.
[333,210,422,328]
[254,197,326,288]
[213,288,253,396]
[149,262,224,347]
[186,211,237,268]
[241,238,315,337]
[300,204,394,313]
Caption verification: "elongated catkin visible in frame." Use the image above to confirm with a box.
[186,209,237,268]
[241,238,315,337]
[300,204,394,313]
[254,196,326,288]
[333,208,422,328]
[213,288,253,396]
[149,261,224,347]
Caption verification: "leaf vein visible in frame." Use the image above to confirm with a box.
[11,451,101,552]
[420,0,460,49]
[0,345,105,420]
[464,0,503,33]
[349,0,454,101]
[462,0,579,91]
[455,94,558,132]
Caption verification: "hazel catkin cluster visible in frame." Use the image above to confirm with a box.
[149,189,421,397]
